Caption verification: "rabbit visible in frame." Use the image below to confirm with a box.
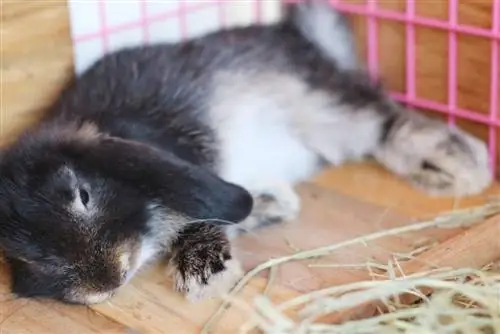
[0,0,492,305]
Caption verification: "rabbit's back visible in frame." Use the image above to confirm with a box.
[44,26,297,166]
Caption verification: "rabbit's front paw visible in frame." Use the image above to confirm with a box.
[170,224,243,302]
[175,257,243,302]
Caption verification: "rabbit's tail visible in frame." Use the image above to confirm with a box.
[284,0,359,71]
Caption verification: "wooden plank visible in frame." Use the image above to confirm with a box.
[313,161,500,218]
[1,0,74,145]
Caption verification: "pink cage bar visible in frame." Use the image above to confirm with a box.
[73,0,500,177]
[330,0,499,178]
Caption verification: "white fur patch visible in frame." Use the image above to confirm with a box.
[126,238,159,282]
[292,0,359,71]
[135,240,158,270]
[213,91,319,189]
[210,72,383,190]
[79,291,114,305]
[122,203,180,282]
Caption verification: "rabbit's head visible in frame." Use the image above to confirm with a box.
[0,123,252,304]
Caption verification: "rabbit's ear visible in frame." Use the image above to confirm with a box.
[69,136,254,224]
[184,174,254,224]
[0,227,43,266]
[6,256,53,298]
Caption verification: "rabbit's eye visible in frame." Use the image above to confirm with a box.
[79,188,90,206]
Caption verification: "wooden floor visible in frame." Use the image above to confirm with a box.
[0,162,499,334]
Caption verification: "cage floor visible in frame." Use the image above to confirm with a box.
[0,162,498,334]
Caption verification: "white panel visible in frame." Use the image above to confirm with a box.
[73,39,104,74]
[260,1,282,24]
[107,28,144,51]
[186,6,220,38]
[67,0,101,38]
[68,0,284,74]
[148,18,182,44]
[103,0,142,27]
[145,1,178,16]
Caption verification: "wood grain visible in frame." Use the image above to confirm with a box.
[1,0,74,146]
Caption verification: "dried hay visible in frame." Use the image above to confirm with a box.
[238,266,500,333]
[202,202,500,334]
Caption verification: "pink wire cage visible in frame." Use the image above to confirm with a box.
[72,0,500,177]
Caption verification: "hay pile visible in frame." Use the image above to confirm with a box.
[240,267,500,333]
[203,202,500,334]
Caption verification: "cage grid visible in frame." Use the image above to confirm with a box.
[331,0,499,175]
[68,0,500,176]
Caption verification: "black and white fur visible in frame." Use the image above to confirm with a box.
[0,0,491,304]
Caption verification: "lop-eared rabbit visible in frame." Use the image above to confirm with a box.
[0,0,491,304]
